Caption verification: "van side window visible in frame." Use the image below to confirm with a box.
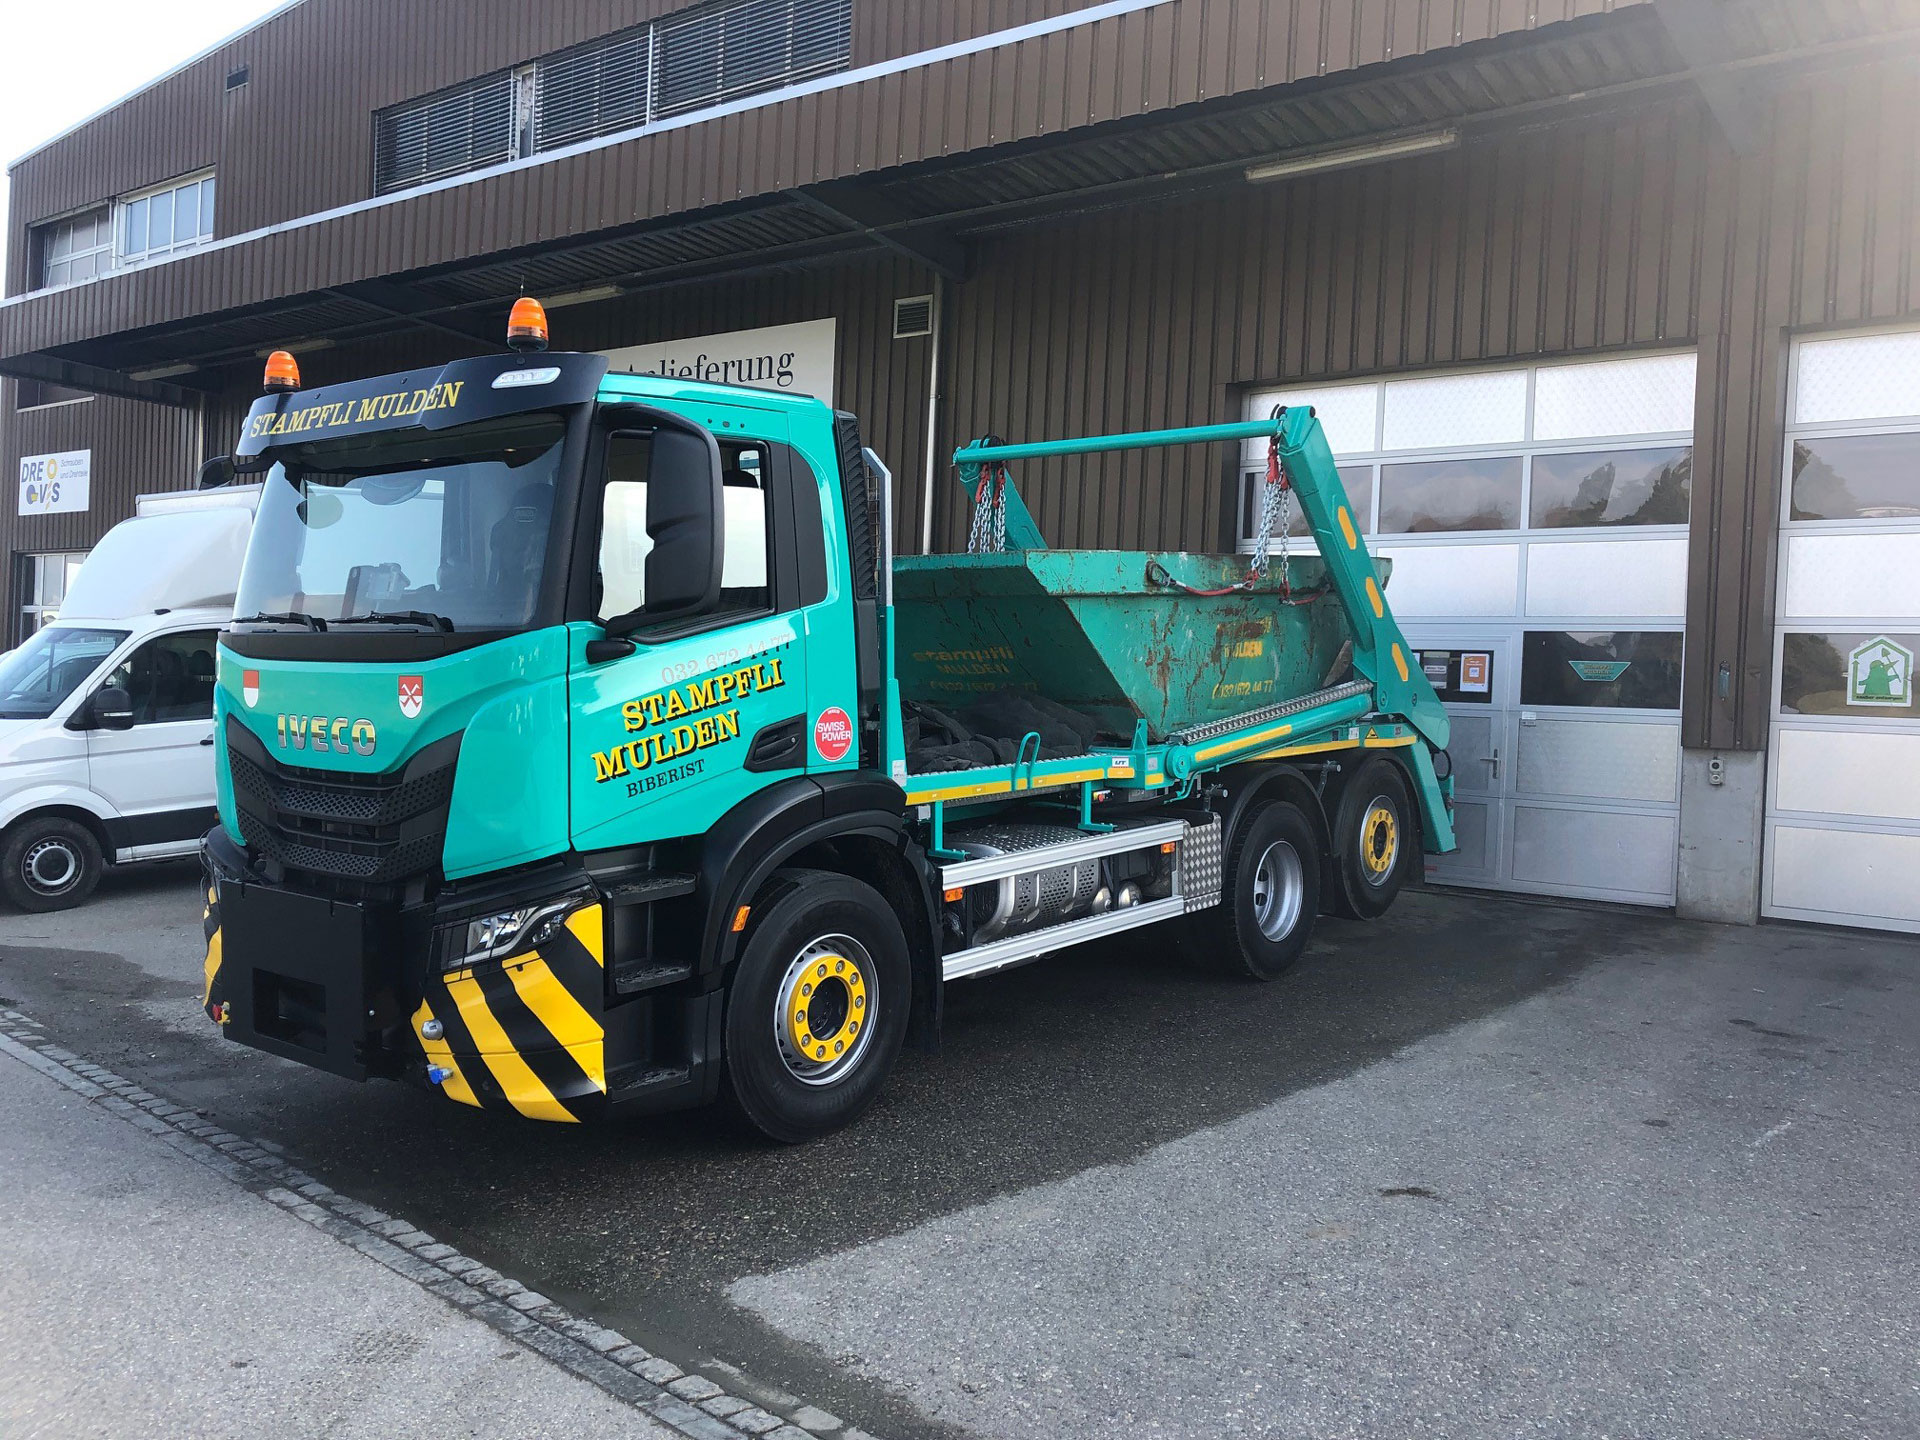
[596,435,773,623]
[101,630,218,725]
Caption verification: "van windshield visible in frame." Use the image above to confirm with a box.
[233,415,567,632]
[0,626,127,719]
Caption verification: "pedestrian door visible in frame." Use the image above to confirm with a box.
[1415,638,1509,888]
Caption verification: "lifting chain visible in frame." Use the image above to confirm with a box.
[1250,405,1293,598]
[966,450,1012,554]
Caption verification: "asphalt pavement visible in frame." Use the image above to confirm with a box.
[2,860,1916,1439]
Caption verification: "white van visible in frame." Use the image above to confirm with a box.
[0,487,258,911]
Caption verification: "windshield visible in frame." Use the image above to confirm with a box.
[234,416,567,631]
[0,626,127,720]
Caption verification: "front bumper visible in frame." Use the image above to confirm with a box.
[200,831,718,1122]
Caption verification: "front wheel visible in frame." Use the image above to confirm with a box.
[2,816,104,913]
[723,869,911,1143]
[1194,801,1321,980]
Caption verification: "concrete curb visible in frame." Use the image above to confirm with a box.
[0,1007,879,1440]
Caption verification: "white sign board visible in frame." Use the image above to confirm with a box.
[601,319,837,405]
[18,449,90,516]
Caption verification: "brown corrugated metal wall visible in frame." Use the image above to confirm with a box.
[5,0,1638,330]
[937,94,1711,553]
[0,382,197,557]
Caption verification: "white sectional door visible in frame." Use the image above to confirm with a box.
[1767,329,1920,933]
[1246,350,1696,906]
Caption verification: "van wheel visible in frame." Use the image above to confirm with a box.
[722,869,910,1143]
[2,816,104,912]
[1196,801,1321,980]
[1329,759,1415,920]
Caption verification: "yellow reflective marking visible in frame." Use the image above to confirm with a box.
[411,999,480,1108]
[1392,643,1409,682]
[1363,735,1418,748]
[444,974,576,1123]
[1338,507,1359,550]
[1245,738,1362,761]
[563,905,605,967]
[505,957,605,1091]
[201,928,222,1008]
[1193,722,1294,764]
[1365,576,1385,619]
[902,777,1015,804]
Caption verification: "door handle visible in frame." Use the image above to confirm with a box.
[1480,747,1501,780]
[199,735,216,746]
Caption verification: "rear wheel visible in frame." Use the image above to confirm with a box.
[1329,758,1415,920]
[723,869,910,1143]
[2,816,103,913]
[1195,801,1321,980]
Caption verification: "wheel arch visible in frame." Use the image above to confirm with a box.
[697,773,940,1045]
[1213,762,1333,857]
[2,802,115,863]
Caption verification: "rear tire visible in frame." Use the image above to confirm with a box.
[2,815,104,913]
[1195,801,1320,980]
[722,869,910,1143]
[1329,759,1414,920]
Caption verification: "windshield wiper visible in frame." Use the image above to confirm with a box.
[335,610,456,633]
[234,611,328,631]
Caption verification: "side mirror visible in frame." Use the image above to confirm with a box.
[642,427,724,619]
[89,686,136,731]
[197,455,235,490]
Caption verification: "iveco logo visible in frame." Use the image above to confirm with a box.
[275,714,377,756]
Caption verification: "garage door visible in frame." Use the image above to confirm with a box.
[1245,351,1696,906]
[1766,329,1920,933]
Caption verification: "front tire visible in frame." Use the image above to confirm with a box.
[722,869,911,1143]
[2,816,104,913]
[1195,801,1321,980]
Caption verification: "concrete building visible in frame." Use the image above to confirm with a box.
[3,0,1918,931]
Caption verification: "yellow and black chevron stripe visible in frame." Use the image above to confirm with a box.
[415,905,609,1123]
[201,883,229,1025]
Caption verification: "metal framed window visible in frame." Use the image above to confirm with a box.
[16,552,90,642]
[117,172,216,267]
[372,0,852,196]
[34,208,112,289]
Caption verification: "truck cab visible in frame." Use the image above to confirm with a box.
[203,301,1452,1141]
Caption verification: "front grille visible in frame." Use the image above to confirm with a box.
[226,717,460,886]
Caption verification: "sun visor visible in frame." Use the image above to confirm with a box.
[233,351,608,459]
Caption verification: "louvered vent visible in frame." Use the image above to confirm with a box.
[656,0,853,117]
[536,25,654,152]
[893,295,935,340]
[372,0,853,196]
[375,73,514,194]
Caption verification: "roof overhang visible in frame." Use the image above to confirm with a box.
[3,0,1913,407]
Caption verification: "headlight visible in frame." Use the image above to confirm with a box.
[448,894,587,972]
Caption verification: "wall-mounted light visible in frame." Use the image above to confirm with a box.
[542,284,625,309]
[1245,128,1460,185]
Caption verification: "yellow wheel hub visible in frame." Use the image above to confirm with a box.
[783,952,868,1066]
[1362,804,1399,879]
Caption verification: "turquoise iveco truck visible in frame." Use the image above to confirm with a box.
[201,299,1453,1141]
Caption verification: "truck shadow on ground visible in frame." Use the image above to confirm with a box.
[264,889,1686,1287]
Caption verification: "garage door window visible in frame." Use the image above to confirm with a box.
[1520,631,1684,710]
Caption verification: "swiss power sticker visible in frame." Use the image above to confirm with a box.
[813,707,854,763]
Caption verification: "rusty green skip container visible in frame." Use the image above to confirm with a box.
[892,549,1389,742]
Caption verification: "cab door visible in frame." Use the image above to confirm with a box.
[570,418,823,851]
[83,627,220,853]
